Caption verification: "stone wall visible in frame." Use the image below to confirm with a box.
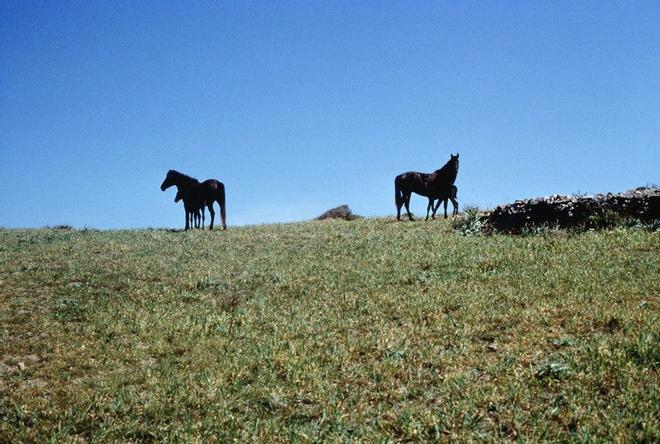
[482,187,660,233]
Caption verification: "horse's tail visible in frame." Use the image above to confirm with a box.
[394,175,405,207]
[218,182,227,230]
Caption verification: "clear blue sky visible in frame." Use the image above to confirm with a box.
[1,1,658,228]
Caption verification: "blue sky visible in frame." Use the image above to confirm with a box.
[1,1,658,228]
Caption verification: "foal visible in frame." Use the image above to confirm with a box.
[175,187,205,229]
[427,184,459,220]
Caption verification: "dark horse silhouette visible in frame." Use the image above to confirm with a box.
[175,187,204,229]
[430,184,459,219]
[161,170,227,230]
[394,153,459,221]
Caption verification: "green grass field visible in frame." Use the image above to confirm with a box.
[1,219,658,442]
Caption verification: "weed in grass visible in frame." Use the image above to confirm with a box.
[535,362,570,380]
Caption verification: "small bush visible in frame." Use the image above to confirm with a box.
[452,206,484,235]
[646,219,660,231]
[586,209,626,229]
[585,210,658,232]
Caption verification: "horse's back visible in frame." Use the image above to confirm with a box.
[200,179,226,205]
[201,179,224,191]
[396,171,418,179]
[395,171,422,185]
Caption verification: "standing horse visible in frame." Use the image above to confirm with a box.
[430,184,459,219]
[161,170,199,230]
[394,153,459,221]
[175,187,204,229]
[161,170,227,230]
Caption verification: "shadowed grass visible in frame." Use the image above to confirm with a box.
[0,219,658,441]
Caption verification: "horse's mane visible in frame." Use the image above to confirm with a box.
[168,170,200,185]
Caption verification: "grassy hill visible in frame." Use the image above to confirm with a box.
[1,219,658,441]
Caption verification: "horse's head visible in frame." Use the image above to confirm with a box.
[160,170,177,191]
[450,153,459,169]
[174,189,184,202]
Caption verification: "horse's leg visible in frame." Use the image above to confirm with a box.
[444,198,449,218]
[207,202,215,230]
[395,180,402,221]
[184,208,190,230]
[404,193,414,221]
[201,206,205,229]
[431,199,439,219]
[426,198,433,221]
[432,199,442,219]
[451,197,459,217]
[396,195,403,221]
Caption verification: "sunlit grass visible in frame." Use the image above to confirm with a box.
[0,219,658,441]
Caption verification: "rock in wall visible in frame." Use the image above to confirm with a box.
[316,205,355,221]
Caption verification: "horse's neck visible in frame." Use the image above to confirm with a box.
[175,176,199,189]
[436,158,457,173]
[433,165,457,183]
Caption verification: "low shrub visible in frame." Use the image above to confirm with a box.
[452,206,484,235]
